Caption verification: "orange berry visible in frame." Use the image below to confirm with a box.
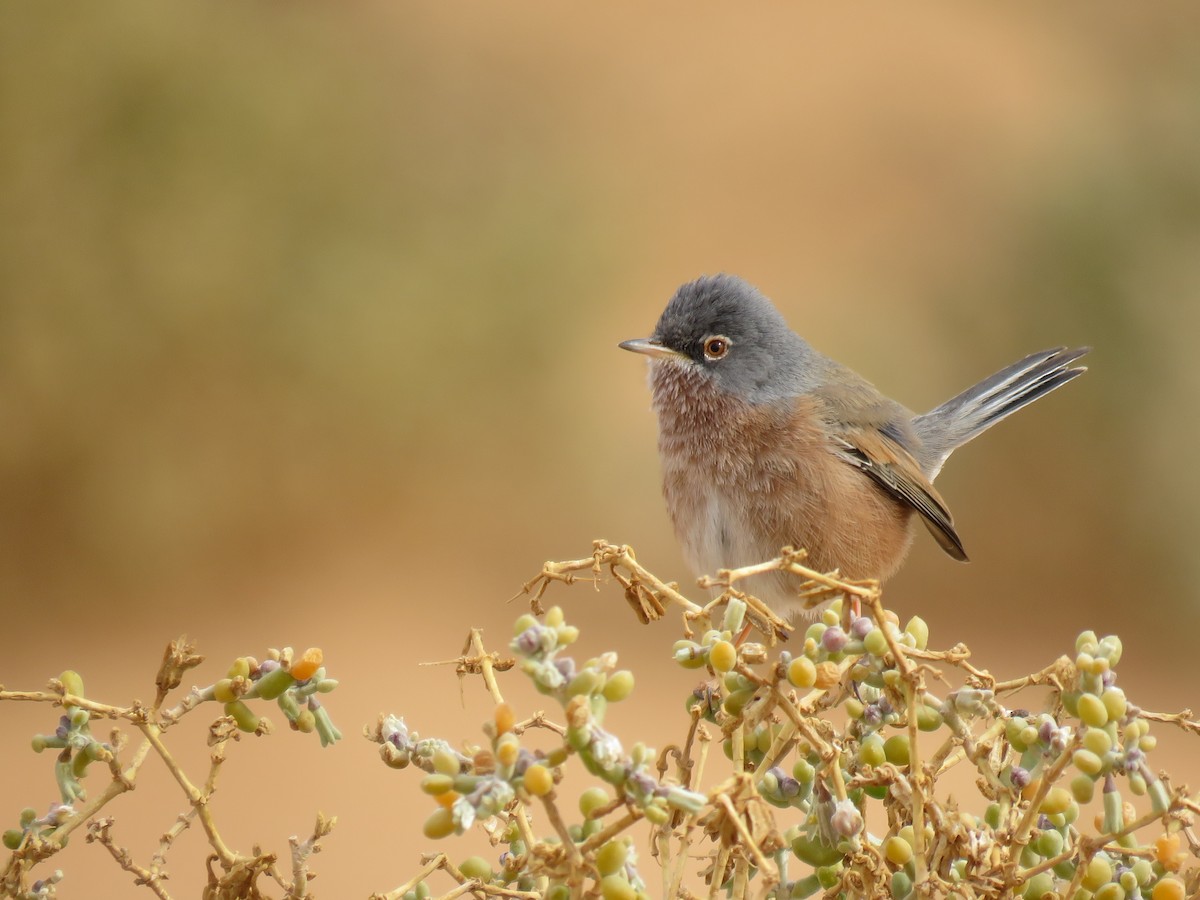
[1155,833,1184,871]
[290,647,323,682]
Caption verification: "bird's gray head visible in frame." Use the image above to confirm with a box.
[620,274,812,404]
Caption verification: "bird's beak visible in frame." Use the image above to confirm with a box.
[618,338,686,361]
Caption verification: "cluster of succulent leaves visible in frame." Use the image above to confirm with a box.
[676,599,1190,899]
[375,604,712,899]
[381,588,1194,900]
[209,646,342,747]
[2,671,102,852]
[4,647,341,861]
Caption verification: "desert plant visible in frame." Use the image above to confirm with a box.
[369,541,1199,899]
[3,541,1198,899]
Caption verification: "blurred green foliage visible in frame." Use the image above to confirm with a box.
[0,4,614,592]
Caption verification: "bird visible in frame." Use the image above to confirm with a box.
[619,273,1088,620]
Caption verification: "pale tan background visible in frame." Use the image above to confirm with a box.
[2,3,1199,896]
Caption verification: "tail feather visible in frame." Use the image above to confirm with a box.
[914,347,1089,476]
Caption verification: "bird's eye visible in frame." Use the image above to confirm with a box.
[703,336,731,361]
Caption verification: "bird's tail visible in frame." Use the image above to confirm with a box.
[914,346,1089,477]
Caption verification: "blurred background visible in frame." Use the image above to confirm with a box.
[2,2,1199,895]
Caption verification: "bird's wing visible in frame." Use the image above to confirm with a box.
[813,380,969,562]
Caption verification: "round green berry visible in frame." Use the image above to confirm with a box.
[917,704,943,732]
[1081,856,1113,891]
[863,628,890,658]
[859,734,886,767]
[672,640,707,669]
[1034,828,1064,858]
[580,787,609,818]
[793,759,815,783]
[883,734,910,766]
[459,856,492,880]
[1070,774,1096,804]
[790,832,844,867]
[1023,872,1054,899]
[602,670,635,703]
[903,616,929,651]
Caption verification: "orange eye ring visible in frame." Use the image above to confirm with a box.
[703,336,731,361]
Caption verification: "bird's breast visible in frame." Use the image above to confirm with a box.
[648,366,917,600]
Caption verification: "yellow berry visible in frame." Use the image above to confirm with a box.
[1073,749,1104,776]
[599,874,636,900]
[496,734,520,768]
[787,657,817,689]
[423,807,456,839]
[596,840,629,876]
[1077,693,1109,728]
[1039,787,1072,816]
[1101,688,1127,722]
[421,774,455,795]
[433,748,462,775]
[709,640,737,674]
[884,835,913,865]
[1070,774,1096,804]
[523,763,553,797]
[603,670,635,702]
[1084,728,1113,755]
[213,679,237,703]
[1081,856,1112,891]
[293,709,316,732]
[1152,877,1186,900]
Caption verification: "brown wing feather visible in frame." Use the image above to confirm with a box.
[833,432,968,561]
[812,378,969,562]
